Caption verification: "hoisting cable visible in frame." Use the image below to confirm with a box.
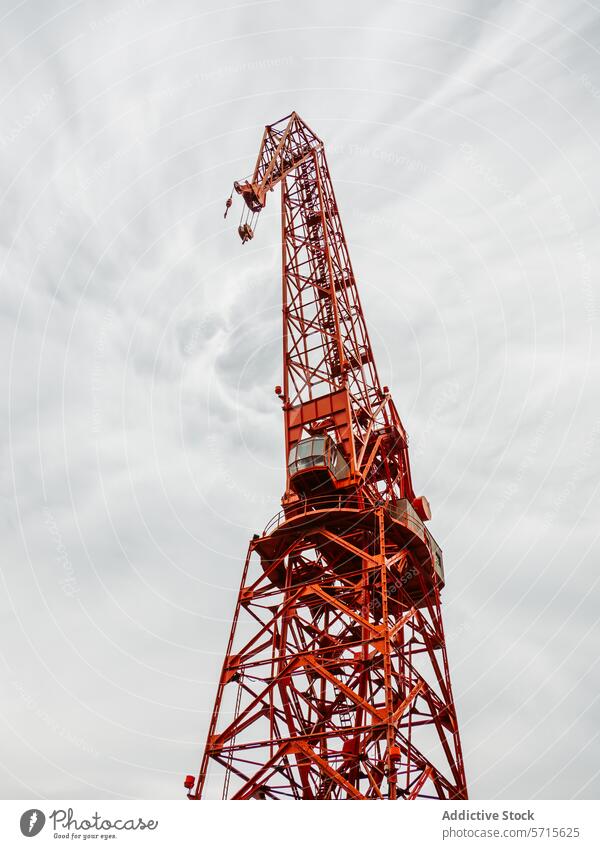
[223,188,233,219]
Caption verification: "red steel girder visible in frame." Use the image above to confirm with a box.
[192,506,467,800]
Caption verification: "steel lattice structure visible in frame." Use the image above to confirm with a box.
[186,113,467,800]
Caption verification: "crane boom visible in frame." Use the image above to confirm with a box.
[232,112,417,510]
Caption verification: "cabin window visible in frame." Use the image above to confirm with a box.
[288,436,348,481]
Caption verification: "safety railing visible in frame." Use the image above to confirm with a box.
[262,493,365,536]
[261,494,445,583]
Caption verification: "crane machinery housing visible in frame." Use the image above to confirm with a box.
[185,112,467,800]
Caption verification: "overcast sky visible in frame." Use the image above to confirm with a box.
[1,0,599,800]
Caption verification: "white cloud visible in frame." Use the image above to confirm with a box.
[0,0,599,799]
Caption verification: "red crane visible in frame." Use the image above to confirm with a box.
[186,113,467,800]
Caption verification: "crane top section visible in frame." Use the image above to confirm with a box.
[226,112,427,517]
[233,112,322,223]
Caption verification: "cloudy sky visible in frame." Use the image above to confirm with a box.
[1,0,599,800]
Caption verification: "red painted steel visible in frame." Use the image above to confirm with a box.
[188,113,467,800]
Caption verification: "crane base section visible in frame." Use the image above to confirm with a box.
[192,506,467,800]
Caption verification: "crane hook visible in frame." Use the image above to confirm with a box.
[223,194,233,219]
[238,223,254,243]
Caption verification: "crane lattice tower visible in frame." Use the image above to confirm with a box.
[187,113,467,801]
